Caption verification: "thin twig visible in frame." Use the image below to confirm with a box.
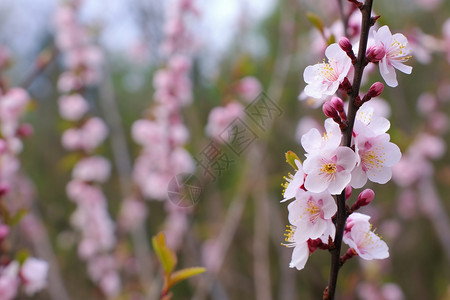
[325,1,374,299]
[21,47,59,90]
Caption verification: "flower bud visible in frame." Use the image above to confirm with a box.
[331,97,344,112]
[16,124,34,138]
[366,45,386,63]
[339,37,357,63]
[352,188,375,211]
[322,101,339,119]
[367,82,384,98]
[339,37,353,53]
[345,185,352,201]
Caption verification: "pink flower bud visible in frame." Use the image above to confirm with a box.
[0,184,10,197]
[366,45,386,62]
[345,185,352,200]
[331,97,344,112]
[16,124,34,138]
[339,37,353,53]
[367,82,384,98]
[352,189,375,211]
[322,101,339,119]
[0,224,10,240]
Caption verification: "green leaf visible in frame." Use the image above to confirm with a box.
[306,12,324,35]
[327,34,336,45]
[152,232,177,275]
[169,267,206,288]
[15,249,30,265]
[285,151,301,170]
[9,209,28,227]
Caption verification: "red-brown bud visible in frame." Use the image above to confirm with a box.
[367,82,384,98]
[366,45,386,63]
[351,188,375,211]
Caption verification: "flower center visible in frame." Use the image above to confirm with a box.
[318,59,338,81]
[387,39,411,61]
[321,163,337,174]
[362,150,385,171]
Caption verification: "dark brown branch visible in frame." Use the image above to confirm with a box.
[324,1,374,299]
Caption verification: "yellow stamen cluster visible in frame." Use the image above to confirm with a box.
[321,163,337,175]
[362,150,385,171]
[281,225,296,247]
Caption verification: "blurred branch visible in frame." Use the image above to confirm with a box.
[22,209,71,300]
[98,71,158,299]
[21,46,59,90]
[253,165,272,300]
[418,178,450,265]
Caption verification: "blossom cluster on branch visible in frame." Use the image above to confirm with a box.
[281,2,412,278]
[53,1,120,297]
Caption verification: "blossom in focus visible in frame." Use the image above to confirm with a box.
[282,226,310,270]
[20,257,49,296]
[287,190,337,241]
[372,25,412,87]
[303,146,357,194]
[351,132,401,188]
[343,212,389,260]
[281,160,304,202]
[303,43,352,101]
[301,118,342,155]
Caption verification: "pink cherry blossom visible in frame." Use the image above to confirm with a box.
[20,257,49,296]
[343,213,389,260]
[303,146,357,195]
[303,43,352,101]
[58,94,89,121]
[205,101,244,140]
[0,261,19,300]
[282,226,310,270]
[72,156,111,183]
[301,118,342,154]
[281,160,305,202]
[236,76,262,102]
[351,133,401,188]
[372,25,412,87]
[287,190,337,241]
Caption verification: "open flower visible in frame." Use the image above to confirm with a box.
[343,213,389,260]
[303,43,352,101]
[287,190,337,241]
[303,146,357,194]
[301,118,342,155]
[351,133,401,188]
[372,25,412,87]
[281,160,305,202]
[282,225,310,270]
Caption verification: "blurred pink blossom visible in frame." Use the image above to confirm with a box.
[58,93,89,121]
[236,76,262,102]
[205,101,244,140]
[20,257,49,296]
[72,156,111,183]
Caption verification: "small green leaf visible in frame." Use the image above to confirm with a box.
[285,151,301,170]
[169,267,206,288]
[15,249,30,265]
[306,12,324,35]
[9,209,28,227]
[152,232,177,275]
[327,34,336,45]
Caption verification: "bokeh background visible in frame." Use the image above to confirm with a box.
[1,0,450,299]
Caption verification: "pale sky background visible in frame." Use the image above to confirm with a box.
[0,0,276,81]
